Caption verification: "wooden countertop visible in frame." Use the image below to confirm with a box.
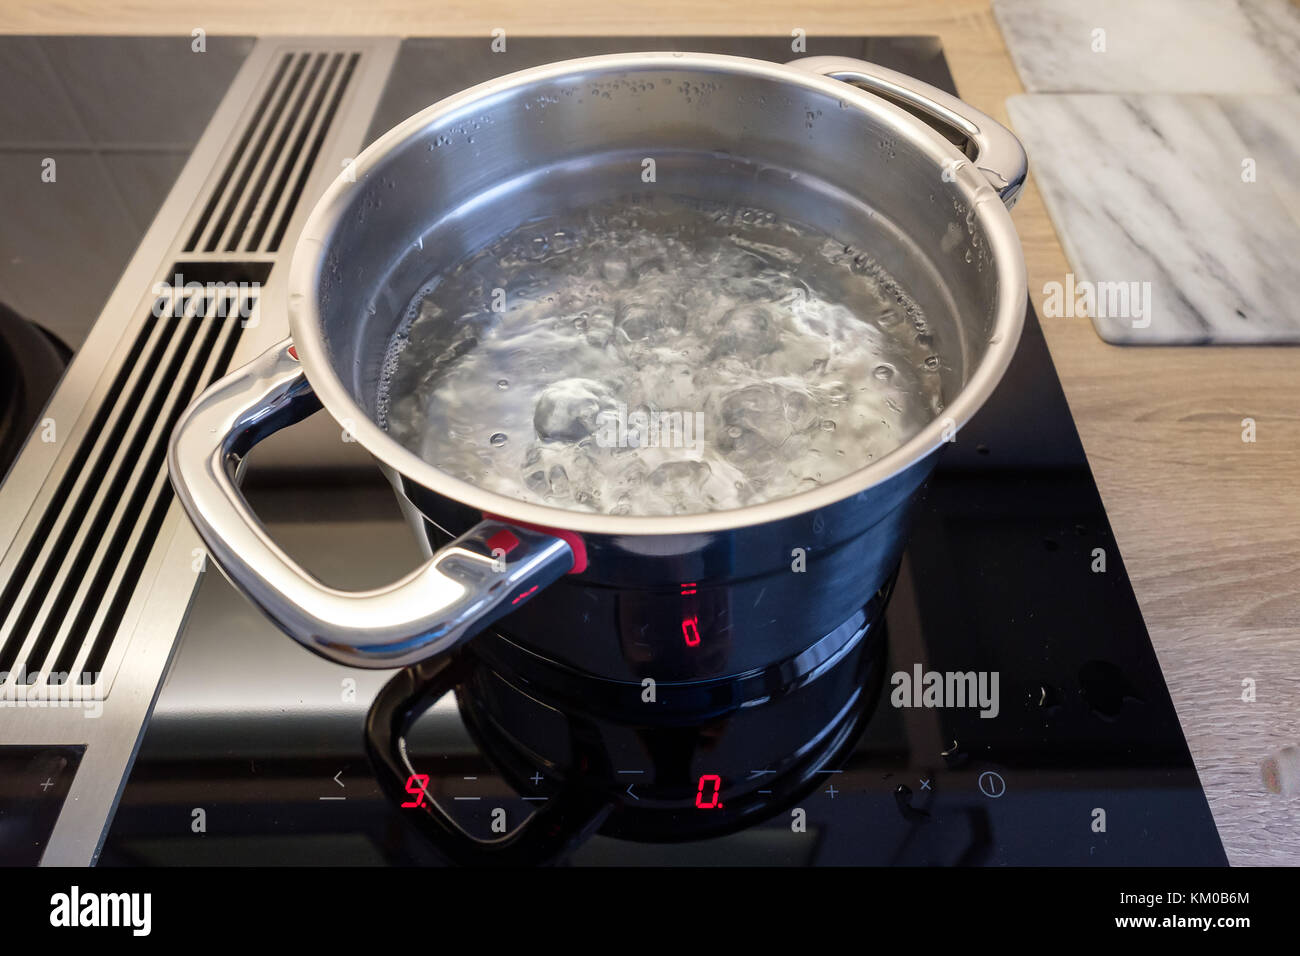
[5,0,1297,864]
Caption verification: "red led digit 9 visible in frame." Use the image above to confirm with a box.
[402,773,429,808]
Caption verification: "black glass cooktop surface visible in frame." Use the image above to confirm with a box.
[88,36,1224,866]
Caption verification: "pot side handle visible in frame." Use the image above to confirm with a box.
[166,339,574,669]
[786,56,1027,209]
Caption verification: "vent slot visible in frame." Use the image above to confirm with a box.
[0,266,264,691]
[183,50,360,255]
[183,53,293,254]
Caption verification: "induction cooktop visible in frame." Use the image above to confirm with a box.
[0,35,1226,866]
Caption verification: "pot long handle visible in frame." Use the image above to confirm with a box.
[167,339,574,669]
[786,56,1027,209]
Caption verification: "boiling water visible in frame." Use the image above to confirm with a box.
[379,194,946,516]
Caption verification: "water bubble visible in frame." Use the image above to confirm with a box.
[489,432,508,447]
[534,379,614,441]
[600,255,632,285]
[547,465,570,497]
[873,364,895,381]
[496,379,509,390]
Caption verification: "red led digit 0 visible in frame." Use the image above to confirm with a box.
[401,773,429,808]
[696,774,723,809]
[682,616,700,647]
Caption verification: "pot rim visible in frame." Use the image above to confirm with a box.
[287,51,1027,537]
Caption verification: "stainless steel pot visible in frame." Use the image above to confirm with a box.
[168,53,1027,680]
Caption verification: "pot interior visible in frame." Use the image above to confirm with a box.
[309,57,1005,485]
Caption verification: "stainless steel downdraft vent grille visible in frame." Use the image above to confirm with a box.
[184,50,361,254]
[0,35,396,865]
[0,267,266,692]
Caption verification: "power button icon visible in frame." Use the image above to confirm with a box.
[978,770,1006,798]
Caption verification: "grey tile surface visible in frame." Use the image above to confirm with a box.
[100,151,191,233]
[0,150,141,349]
[0,36,253,348]
[0,38,86,145]
[45,36,252,146]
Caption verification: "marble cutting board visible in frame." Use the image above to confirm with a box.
[993,0,1300,95]
[1006,93,1300,344]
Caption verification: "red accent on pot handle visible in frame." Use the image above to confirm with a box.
[485,528,520,555]
[484,513,587,574]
